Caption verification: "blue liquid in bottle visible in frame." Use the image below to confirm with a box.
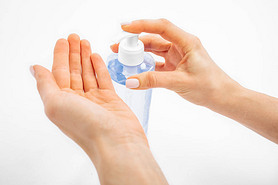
[107,53,155,134]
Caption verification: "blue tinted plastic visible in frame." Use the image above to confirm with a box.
[107,53,155,134]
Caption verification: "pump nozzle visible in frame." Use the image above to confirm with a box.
[115,31,144,66]
[126,35,138,48]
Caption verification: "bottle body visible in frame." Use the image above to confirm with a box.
[107,53,155,134]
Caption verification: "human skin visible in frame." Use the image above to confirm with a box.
[111,18,278,144]
[30,34,168,185]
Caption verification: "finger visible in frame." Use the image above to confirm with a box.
[80,40,98,92]
[140,34,171,52]
[121,19,197,52]
[52,38,70,89]
[125,71,181,90]
[150,50,168,58]
[155,62,165,71]
[68,34,83,91]
[90,53,114,90]
[32,65,60,103]
[110,34,171,54]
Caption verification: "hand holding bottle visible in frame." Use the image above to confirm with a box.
[111,19,239,107]
[111,19,278,144]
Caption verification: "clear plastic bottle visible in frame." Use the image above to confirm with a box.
[107,32,155,134]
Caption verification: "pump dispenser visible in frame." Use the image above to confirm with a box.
[107,31,155,134]
[118,32,144,66]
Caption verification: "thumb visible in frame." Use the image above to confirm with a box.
[30,65,59,102]
[126,71,176,90]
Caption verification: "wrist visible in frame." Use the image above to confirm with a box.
[205,77,245,111]
[82,129,148,162]
[88,134,149,162]
[77,116,149,162]
[78,120,167,185]
[87,139,167,185]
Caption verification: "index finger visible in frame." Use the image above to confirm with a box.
[121,19,197,52]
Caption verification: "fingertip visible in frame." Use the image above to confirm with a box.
[32,65,50,83]
[54,38,69,53]
[81,39,91,54]
[56,38,67,45]
[120,21,132,26]
[29,65,35,78]
[90,52,98,58]
[32,64,40,74]
[121,24,129,30]
[67,33,80,41]
[121,22,138,33]
[120,21,132,30]
[126,78,140,89]
[32,65,46,79]
[110,43,119,53]
[81,39,90,47]
[90,53,103,62]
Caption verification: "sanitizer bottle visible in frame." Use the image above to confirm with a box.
[107,31,155,134]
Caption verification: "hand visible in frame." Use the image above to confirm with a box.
[111,19,240,107]
[112,19,278,144]
[31,34,148,158]
[31,34,168,185]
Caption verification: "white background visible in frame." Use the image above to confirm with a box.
[0,0,278,184]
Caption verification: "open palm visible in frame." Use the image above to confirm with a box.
[32,34,147,153]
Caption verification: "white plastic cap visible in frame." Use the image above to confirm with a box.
[117,31,144,66]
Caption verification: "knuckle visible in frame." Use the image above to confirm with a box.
[182,35,202,52]
[149,36,156,48]
[145,72,157,88]
[194,36,201,43]
[82,71,92,78]
[192,35,202,46]
[43,94,60,120]
[158,18,172,35]
[70,68,82,75]
[159,18,170,25]
[44,98,57,119]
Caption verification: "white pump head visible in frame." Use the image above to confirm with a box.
[116,31,144,66]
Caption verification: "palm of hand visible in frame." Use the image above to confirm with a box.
[34,34,146,150]
[64,86,128,113]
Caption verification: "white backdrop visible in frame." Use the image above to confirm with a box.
[0,0,278,184]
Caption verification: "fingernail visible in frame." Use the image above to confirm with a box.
[126,79,139,88]
[120,21,132,26]
[29,65,35,77]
